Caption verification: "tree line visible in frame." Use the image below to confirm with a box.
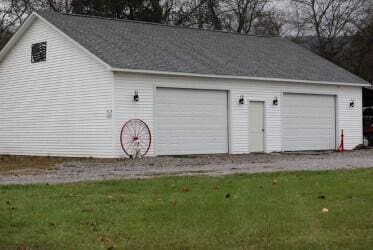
[0,0,372,83]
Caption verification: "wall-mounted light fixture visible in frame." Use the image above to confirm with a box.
[273,97,278,106]
[350,99,355,108]
[239,95,245,105]
[133,90,139,102]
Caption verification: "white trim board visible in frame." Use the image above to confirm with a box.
[111,68,370,87]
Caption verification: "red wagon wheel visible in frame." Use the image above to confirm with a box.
[120,119,151,157]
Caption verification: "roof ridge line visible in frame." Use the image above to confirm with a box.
[36,10,277,39]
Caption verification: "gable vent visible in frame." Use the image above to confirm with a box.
[31,42,47,63]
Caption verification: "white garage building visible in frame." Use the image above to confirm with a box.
[0,11,369,158]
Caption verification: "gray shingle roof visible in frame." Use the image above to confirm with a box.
[38,11,367,84]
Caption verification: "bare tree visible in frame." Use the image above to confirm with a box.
[345,5,373,83]
[0,0,29,47]
[221,0,270,34]
[253,9,284,36]
[174,0,272,33]
[70,0,175,23]
[291,0,367,60]
[174,0,223,29]
[207,0,222,29]
[25,0,72,13]
[280,7,308,39]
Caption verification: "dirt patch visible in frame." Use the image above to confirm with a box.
[0,155,64,172]
[0,155,114,173]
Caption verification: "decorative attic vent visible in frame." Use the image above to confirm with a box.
[31,42,47,63]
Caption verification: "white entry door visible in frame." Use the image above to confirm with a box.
[250,101,265,152]
[156,88,229,155]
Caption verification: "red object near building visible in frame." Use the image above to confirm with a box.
[338,129,345,152]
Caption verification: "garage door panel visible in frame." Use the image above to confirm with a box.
[157,136,228,144]
[157,145,227,155]
[285,134,335,140]
[156,128,228,134]
[156,129,226,138]
[156,88,228,155]
[157,89,226,105]
[284,129,335,136]
[157,124,227,130]
[157,116,227,124]
[283,93,336,151]
[284,113,335,118]
[157,104,226,113]
[283,122,335,128]
[285,140,335,151]
[284,125,335,130]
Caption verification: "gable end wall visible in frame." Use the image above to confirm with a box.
[0,18,115,158]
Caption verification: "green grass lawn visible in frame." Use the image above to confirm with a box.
[1,169,372,249]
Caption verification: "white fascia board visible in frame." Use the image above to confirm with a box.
[111,67,370,87]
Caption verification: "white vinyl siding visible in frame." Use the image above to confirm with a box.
[282,94,336,151]
[155,88,228,155]
[0,18,114,157]
[113,74,155,157]
[336,86,363,150]
[113,72,362,157]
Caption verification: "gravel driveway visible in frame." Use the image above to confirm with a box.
[1,150,373,185]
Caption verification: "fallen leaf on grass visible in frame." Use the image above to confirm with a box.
[100,236,115,249]
[81,208,95,213]
[181,187,190,193]
[89,222,98,232]
[100,236,112,243]
[321,208,329,214]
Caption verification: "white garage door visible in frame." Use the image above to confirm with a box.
[156,88,228,155]
[283,93,336,151]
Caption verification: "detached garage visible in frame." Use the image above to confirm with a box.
[0,11,370,158]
